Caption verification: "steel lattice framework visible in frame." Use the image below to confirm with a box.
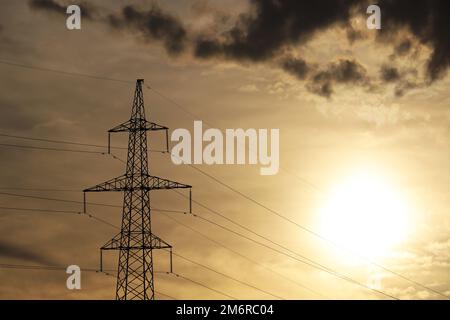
[83,79,191,300]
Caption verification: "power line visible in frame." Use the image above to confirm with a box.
[0,201,291,299]
[0,261,236,301]
[0,263,111,273]
[193,213,399,300]
[0,142,105,154]
[0,263,178,300]
[171,251,285,300]
[166,272,237,300]
[171,162,449,299]
[0,204,119,229]
[0,197,324,298]
[160,212,325,298]
[0,187,80,192]
[0,138,166,155]
[0,59,133,84]
[0,191,188,214]
[0,261,225,300]
[145,85,215,128]
[0,133,126,150]
[154,290,178,300]
[0,206,81,215]
[0,191,102,206]
[0,201,323,298]
[170,192,399,300]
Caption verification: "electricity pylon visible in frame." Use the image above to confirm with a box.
[83,79,192,300]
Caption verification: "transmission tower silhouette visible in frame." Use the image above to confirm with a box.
[83,79,192,300]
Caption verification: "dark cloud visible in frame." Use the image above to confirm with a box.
[281,57,375,98]
[108,5,187,56]
[192,0,450,92]
[280,57,310,80]
[379,0,450,81]
[346,26,364,44]
[29,0,96,20]
[0,240,54,265]
[394,39,412,56]
[194,0,361,61]
[378,65,421,97]
[380,65,400,82]
[307,59,369,98]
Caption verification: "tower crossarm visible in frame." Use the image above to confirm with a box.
[101,232,172,251]
[109,119,168,133]
[100,232,173,273]
[147,175,191,190]
[107,119,169,153]
[83,174,191,192]
[83,174,129,192]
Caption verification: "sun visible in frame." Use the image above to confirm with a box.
[319,169,411,260]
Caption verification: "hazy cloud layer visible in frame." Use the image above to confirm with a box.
[0,240,55,265]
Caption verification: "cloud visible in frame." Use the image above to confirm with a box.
[378,65,422,97]
[346,25,365,44]
[29,0,96,19]
[30,1,187,56]
[281,57,371,98]
[192,0,450,94]
[307,59,370,98]
[0,240,54,265]
[378,0,450,81]
[380,65,401,82]
[280,57,310,80]
[426,239,450,258]
[194,0,360,62]
[394,39,412,56]
[108,5,187,56]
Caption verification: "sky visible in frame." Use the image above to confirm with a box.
[0,0,449,300]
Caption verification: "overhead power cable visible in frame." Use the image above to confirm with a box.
[161,212,325,298]
[0,59,133,84]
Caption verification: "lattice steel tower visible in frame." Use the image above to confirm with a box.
[83,79,192,300]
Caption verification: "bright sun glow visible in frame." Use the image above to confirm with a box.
[319,170,411,260]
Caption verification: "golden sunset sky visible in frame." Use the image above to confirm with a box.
[0,0,449,300]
